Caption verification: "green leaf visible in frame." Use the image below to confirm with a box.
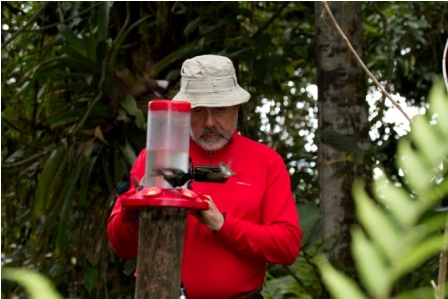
[57,57,97,73]
[84,266,99,295]
[391,286,435,299]
[83,34,97,63]
[396,139,433,192]
[411,115,446,166]
[373,175,421,226]
[34,146,64,215]
[152,41,197,76]
[393,235,446,278]
[317,256,368,299]
[119,138,137,167]
[319,130,364,165]
[119,95,146,129]
[351,227,391,298]
[2,267,63,299]
[59,44,88,59]
[79,149,99,208]
[56,163,83,258]
[97,1,110,41]
[183,17,201,37]
[48,108,84,129]
[297,202,323,250]
[352,180,401,260]
[428,79,448,138]
[58,24,84,53]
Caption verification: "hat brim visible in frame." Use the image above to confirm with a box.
[172,86,250,108]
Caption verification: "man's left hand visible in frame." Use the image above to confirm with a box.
[188,195,224,232]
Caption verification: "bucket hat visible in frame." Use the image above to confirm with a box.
[172,55,250,108]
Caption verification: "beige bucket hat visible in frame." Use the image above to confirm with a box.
[172,54,250,108]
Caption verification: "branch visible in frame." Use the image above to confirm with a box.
[434,215,448,299]
[443,38,448,93]
[114,1,131,44]
[321,1,412,123]
[1,2,51,49]
[252,2,290,39]
[1,148,53,169]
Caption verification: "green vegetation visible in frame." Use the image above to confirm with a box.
[1,2,446,298]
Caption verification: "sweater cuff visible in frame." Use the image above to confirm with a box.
[212,212,227,234]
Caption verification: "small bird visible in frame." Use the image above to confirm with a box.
[153,168,192,188]
[219,162,236,178]
[117,174,131,194]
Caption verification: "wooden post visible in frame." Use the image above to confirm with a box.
[135,207,187,299]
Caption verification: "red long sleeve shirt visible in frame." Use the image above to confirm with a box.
[107,132,302,299]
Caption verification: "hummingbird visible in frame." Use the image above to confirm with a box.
[152,168,192,188]
[117,174,131,194]
[219,162,236,178]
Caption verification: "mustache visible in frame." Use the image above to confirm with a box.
[198,127,231,141]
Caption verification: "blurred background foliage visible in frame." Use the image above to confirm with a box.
[1,1,447,298]
[318,79,448,299]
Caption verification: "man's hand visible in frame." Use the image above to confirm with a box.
[188,195,224,232]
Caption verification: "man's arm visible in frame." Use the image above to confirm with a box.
[106,150,146,259]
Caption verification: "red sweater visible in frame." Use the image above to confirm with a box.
[107,132,302,298]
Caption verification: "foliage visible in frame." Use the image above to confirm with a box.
[2,267,63,299]
[318,79,448,298]
[1,1,447,298]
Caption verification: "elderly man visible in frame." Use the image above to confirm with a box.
[107,54,302,299]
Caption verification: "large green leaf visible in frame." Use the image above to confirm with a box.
[58,24,84,54]
[353,181,401,260]
[56,160,83,258]
[393,235,446,278]
[152,41,198,76]
[411,115,446,166]
[351,227,391,298]
[317,256,368,299]
[373,175,421,226]
[397,139,433,193]
[34,146,64,214]
[48,108,84,129]
[427,81,448,137]
[2,267,63,299]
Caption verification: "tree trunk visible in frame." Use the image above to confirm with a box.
[135,207,187,299]
[315,1,369,269]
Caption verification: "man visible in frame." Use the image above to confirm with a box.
[107,54,302,299]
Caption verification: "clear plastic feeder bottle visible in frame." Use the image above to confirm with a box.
[144,100,191,188]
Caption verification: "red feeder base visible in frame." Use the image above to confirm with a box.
[121,187,209,210]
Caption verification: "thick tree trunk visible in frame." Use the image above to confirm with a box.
[315,2,369,268]
[135,207,187,299]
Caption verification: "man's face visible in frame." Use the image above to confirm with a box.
[190,105,239,152]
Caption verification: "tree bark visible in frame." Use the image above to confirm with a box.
[135,207,187,299]
[315,1,369,268]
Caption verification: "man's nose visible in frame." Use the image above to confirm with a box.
[204,110,216,128]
